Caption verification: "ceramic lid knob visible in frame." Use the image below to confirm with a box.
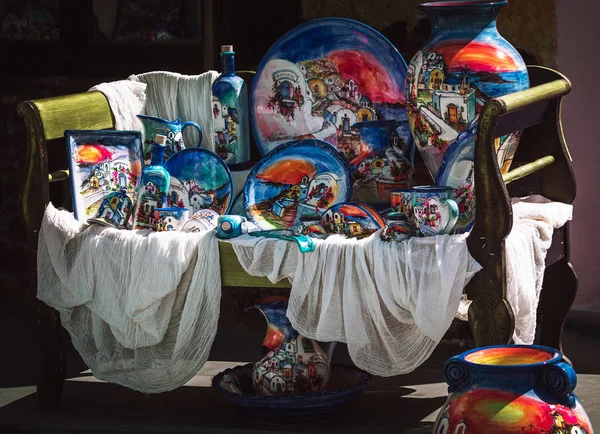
[155,134,167,145]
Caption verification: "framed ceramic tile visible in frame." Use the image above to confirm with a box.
[65,130,144,221]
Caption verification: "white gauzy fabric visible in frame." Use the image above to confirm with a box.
[128,70,219,151]
[456,195,573,345]
[36,203,222,393]
[88,80,147,131]
[228,232,482,377]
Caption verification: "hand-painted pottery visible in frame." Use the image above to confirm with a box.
[132,142,170,230]
[243,139,352,231]
[436,345,593,434]
[350,120,413,207]
[213,363,372,424]
[229,192,245,216]
[153,207,189,231]
[411,185,459,236]
[252,299,335,396]
[436,132,476,232]
[87,189,133,230]
[66,130,144,222]
[164,147,233,215]
[319,202,383,239]
[212,45,251,166]
[380,212,416,242]
[251,18,414,205]
[391,188,414,219]
[406,1,529,177]
[137,114,202,164]
[405,1,529,232]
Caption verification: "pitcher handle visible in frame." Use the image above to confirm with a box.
[181,121,203,147]
[441,198,459,235]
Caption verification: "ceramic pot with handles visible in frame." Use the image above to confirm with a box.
[435,345,593,434]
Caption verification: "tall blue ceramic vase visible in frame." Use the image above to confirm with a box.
[132,135,170,230]
[435,345,593,434]
[212,45,251,167]
[405,0,530,232]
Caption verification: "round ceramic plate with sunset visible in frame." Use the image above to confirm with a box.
[251,17,414,207]
[164,148,233,215]
[243,139,352,231]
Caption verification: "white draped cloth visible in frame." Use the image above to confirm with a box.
[37,203,221,393]
[228,232,481,377]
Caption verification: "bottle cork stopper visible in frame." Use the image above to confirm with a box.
[221,45,234,53]
[155,134,167,145]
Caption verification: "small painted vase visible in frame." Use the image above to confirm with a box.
[435,345,593,434]
[132,137,170,230]
[252,300,336,396]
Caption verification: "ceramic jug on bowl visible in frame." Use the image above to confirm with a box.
[251,299,336,396]
[137,114,202,164]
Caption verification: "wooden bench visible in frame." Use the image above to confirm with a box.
[17,65,577,410]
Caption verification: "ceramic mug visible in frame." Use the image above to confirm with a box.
[411,186,459,236]
[391,188,414,219]
[87,190,133,230]
[137,114,203,163]
[153,207,189,231]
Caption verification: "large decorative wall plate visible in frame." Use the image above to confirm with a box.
[164,148,233,215]
[66,130,144,222]
[244,139,352,230]
[251,18,413,205]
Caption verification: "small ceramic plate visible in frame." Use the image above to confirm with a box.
[164,148,233,215]
[244,139,352,230]
[65,130,144,222]
[320,202,383,239]
[436,127,476,233]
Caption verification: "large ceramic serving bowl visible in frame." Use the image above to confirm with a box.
[212,363,372,424]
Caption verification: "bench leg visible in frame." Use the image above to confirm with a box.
[537,258,578,356]
[36,299,66,410]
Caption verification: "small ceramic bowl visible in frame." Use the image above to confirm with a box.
[212,363,372,424]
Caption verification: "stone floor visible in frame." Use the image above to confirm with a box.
[0,300,598,433]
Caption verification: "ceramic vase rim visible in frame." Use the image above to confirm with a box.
[412,185,453,193]
[459,344,562,369]
[419,0,508,9]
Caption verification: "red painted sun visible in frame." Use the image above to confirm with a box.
[75,144,113,164]
[329,50,404,104]
[434,40,521,72]
[257,159,317,185]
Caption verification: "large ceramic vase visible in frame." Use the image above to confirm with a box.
[435,345,593,434]
[252,299,335,396]
[405,0,529,231]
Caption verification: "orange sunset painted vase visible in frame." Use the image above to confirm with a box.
[435,345,593,434]
[405,0,529,233]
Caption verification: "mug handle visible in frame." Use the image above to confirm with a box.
[441,198,459,234]
[181,121,203,147]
